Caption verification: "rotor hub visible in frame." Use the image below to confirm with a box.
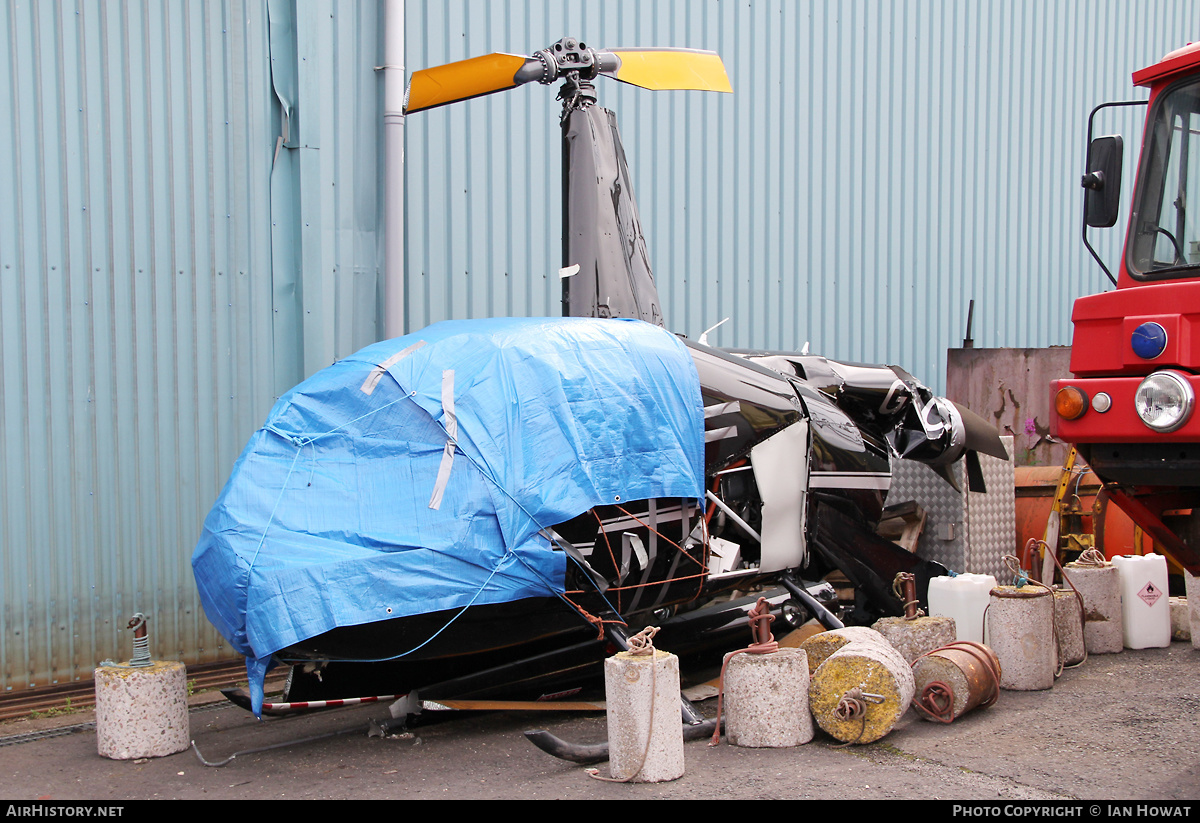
[537,38,600,83]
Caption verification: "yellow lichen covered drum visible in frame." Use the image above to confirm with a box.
[808,640,914,744]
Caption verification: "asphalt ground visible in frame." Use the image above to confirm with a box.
[0,641,1198,803]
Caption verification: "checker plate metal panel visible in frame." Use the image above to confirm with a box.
[888,437,1015,578]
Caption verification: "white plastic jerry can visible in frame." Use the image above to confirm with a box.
[1112,553,1171,649]
[928,573,996,645]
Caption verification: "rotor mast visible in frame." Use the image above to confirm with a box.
[403,37,731,328]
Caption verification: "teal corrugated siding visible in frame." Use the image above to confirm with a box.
[0,0,277,689]
[404,0,1197,387]
[1,0,1196,691]
[0,0,383,691]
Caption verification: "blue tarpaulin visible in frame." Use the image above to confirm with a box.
[192,317,705,713]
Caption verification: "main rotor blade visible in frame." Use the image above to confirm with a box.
[405,52,540,114]
[601,48,732,92]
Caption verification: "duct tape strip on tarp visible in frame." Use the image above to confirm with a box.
[428,370,457,510]
[191,316,705,714]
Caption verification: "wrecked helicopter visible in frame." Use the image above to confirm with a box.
[192,38,1006,718]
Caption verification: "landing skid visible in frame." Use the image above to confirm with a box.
[523,718,722,765]
[220,688,404,716]
[220,687,606,717]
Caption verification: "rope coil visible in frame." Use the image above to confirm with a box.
[893,572,924,619]
[833,687,885,720]
[626,626,660,656]
[916,681,955,722]
[98,613,154,670]
[1074,547,1108,567]
[910,640,1000,724]
[830,687,885,747]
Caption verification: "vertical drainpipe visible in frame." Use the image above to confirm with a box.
[382,0,406,339]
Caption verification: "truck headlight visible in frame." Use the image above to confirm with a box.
[1134,371,1194,432]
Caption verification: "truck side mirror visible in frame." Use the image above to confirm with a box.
[1082,135,1124,228]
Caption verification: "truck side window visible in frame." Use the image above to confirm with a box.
[1129,81,1200,275]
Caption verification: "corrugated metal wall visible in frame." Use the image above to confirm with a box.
[404,0,1196,385]
[0,0,383,692]
[1,0,1195,692]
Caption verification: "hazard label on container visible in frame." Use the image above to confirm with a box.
[1138,581,1163,607]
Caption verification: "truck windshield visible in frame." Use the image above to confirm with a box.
[1128,78,1200,278]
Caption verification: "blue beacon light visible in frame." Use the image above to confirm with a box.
[1131,322,1168,360]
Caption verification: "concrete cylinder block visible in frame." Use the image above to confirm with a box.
[604,650,684,782]
[1062,562,1122,655]
[988,585,1055,691]
[723,648,812,748]
[808,640,914,744]
[799,626,891,674]
[94,660,189,760]
[1053,589,1086,666]
[872,615,958,665]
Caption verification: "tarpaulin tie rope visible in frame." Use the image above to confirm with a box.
[279,558,508,664]
[192,725,364,768]
[613,504,708,574]
[555,594,623,641]
[249,394,407,570]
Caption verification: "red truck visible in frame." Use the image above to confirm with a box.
[1051,42,1200,576]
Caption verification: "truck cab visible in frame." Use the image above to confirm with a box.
[1050,43,1200,573]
